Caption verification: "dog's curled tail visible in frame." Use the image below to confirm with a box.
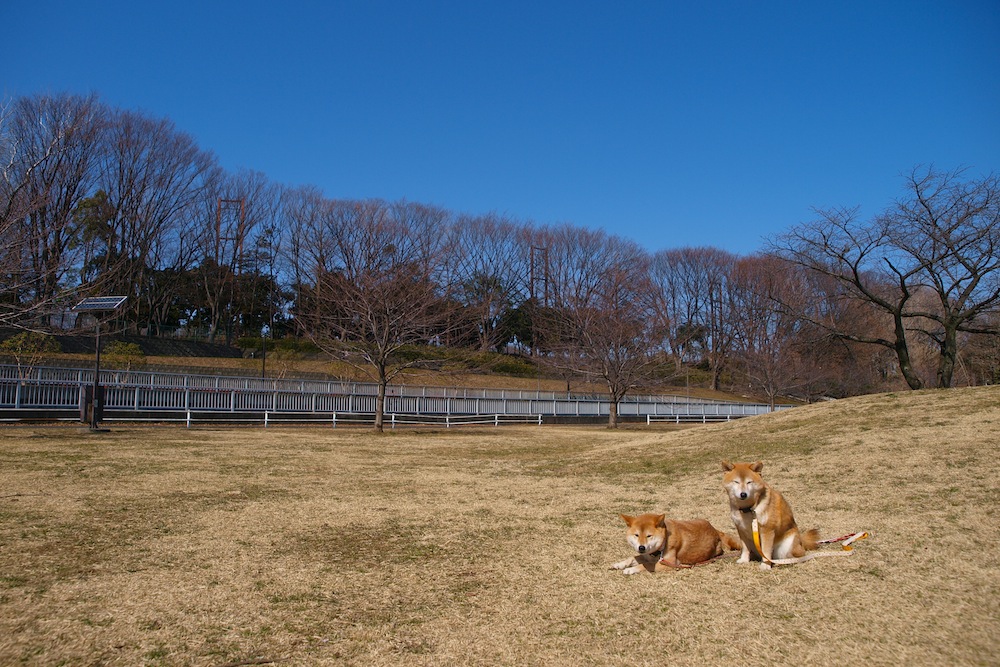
[718,531,742,551]
[801,528,821,551]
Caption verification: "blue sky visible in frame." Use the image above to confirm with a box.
[5,1,998,255]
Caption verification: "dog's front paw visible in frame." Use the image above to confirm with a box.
[622,565,643,575]
[610,558,636,571]
[759,561,772,571]
[737,553,750,564]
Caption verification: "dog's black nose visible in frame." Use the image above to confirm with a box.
[638,545,646,553]
[740,492,748,499]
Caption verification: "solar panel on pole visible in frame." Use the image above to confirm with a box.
[72,296,128,431]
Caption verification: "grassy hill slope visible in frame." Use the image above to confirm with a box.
[0,386,996,665]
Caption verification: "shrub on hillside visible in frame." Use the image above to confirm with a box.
[488,356,538,378]
[102,341,145,370]
[0,332,61,378]
[237,337,321,358]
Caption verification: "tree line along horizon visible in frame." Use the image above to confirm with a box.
[3,93,998,420]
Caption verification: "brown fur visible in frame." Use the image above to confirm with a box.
[610,513,740,574]
[721,460,820,570]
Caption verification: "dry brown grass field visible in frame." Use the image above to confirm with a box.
[1,386,998,666]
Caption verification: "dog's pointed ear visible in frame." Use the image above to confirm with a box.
[722,460,734,471]
[620,514,634,525]
[655,514,666,527]
[750,461,764,473]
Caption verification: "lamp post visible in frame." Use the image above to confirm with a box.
[73,296,127,431]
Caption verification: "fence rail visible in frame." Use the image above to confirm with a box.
[0,363,790,426]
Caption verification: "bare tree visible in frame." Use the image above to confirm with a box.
[787,267,893,398]
[536,226,661,427]
[0,94,105,327]
[650,246,738,389]
[281,185,328,325]
[449,213,529,351]
[729,255,826,407]
[138,194,203,336]
[295,198,456,432]
[194,169,281,343]
[960,312,1000,385]
[15,95,104,304]
[886,167,1000,388]
[87,108,218,327]
[773,167,1000,389]
[773,205,926,388]
[650,248,701,372]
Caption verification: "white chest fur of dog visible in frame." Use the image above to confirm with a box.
[722,460,818,570]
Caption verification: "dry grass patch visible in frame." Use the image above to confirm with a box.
[1,386,998,666]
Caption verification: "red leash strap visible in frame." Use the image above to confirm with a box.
[817,531,869,549]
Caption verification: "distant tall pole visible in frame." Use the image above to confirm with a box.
[92,320,101,430]
[529,245,549,305]
[261,230,276,380]
[217,198,246,345]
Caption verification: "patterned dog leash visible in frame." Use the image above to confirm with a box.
[751,517,868,566]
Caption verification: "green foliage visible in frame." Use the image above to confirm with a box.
[237,336,263,351]
[237,337,321,356]
[487,355,538,378]
[0,332,61,357]
[379,344,539,378]
[386,344,455,370]
[0,332,61,379]
[102,341,145,369]
[392,345,429,364]
[274,338,321,356]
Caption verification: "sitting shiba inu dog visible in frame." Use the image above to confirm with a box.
[610,513,740,574]
[721,460,820,570]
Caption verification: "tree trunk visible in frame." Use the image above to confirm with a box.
[936,325,959,388]
[374,364,387,433]
[892,313,923,390]
[607,398,619,429]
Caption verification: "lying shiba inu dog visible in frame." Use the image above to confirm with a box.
[722,460,820,570]
[610,513,740,574]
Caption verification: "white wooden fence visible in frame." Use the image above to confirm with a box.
[0,364,789,425]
